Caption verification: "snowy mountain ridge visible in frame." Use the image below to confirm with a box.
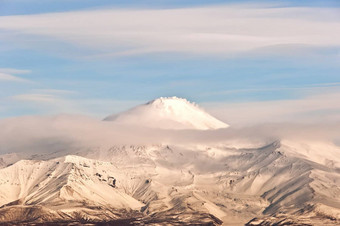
[0,140,339,225]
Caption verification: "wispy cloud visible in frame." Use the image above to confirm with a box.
[202,82,340,96]
[32,89,77,95]
[0,67,32,83]
[7,91,80,116]
[12,94,58,102]
[203,90,340,126]
[0,72,30,82]
[7,89,140,118]
[0,68,31,74]
[0,5,339,57]
[0,68,32,83]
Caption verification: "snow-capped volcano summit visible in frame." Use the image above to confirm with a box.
[104,96,229,130]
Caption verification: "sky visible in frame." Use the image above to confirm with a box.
[0,0,340,125]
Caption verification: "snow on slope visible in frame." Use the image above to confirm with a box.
[78,141,340,224]
[0,140,339,225]
[104,97,229,130]
[0,155,143,212]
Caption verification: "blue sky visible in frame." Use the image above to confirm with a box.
[1,0,340,15]
[0,0,339,122]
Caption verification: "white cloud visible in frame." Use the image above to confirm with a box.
[0,110,340,156]
[8,90,141,118]
[9,92,80,115]
[0,68,31,74]
[0,5,339,56]
[12,94,58,102]
[32,89,77,95]
[0,68,32,83]
[203,90,340,126]
[0,72,30,82]
[202,82,340,96]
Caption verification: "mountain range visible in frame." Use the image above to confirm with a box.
[0,97,339,225]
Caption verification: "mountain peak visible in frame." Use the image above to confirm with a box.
[104,97,229,130]
[148,96,194,105]
[146,96,200,114]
